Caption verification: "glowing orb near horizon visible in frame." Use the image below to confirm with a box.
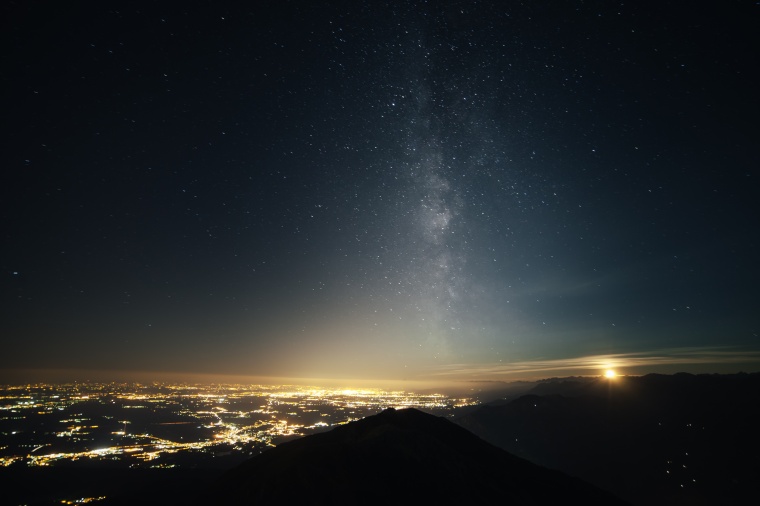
[604,369,617,378]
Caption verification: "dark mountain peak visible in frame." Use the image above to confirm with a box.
[212,408,627,505]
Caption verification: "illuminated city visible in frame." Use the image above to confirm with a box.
[0,382,476,469]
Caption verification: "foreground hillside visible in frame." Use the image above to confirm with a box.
[211,407,628,505]
[456,372,760,505]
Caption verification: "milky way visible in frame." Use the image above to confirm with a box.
[1,1,758,382]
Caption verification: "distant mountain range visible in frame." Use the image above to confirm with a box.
[210,407,628,505]
[456,372,760,505]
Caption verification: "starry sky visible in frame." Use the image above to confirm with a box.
[2,1,758,384]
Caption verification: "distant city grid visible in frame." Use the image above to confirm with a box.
[0,383,475,468]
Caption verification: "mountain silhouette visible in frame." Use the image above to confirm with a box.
[456,373,760,505]
[210,407,627,505]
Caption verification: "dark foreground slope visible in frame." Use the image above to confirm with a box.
[457,373,760,505]
[210,407,627,505]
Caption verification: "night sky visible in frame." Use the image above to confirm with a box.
[2,1,758,384]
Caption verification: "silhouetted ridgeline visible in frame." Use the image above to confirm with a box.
[456,372,760,505]
[210,407,628,505]
[6,373,756,505]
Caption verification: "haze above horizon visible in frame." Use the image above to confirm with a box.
[2,2,758,383]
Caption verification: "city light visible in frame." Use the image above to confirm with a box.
[0,382,477,468]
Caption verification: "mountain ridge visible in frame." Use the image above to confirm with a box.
[210,407,628,505]
[456,372,760,505]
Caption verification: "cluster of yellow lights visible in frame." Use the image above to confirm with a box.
[1,383,477,467]
[60,496,107,504]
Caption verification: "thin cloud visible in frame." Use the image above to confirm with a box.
[430,346,760,379]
